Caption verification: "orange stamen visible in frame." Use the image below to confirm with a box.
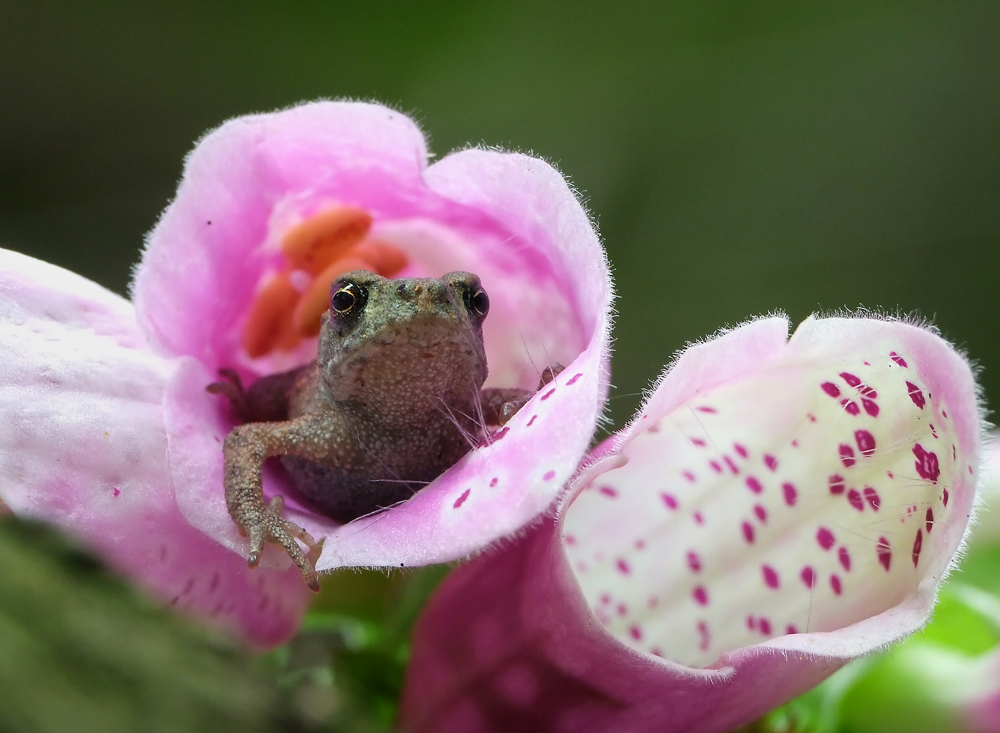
[354,239,409,278]
[241,271,300,358]
[292,255,370,337]
[281,206,373,275]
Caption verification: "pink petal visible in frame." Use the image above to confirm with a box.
[0,248,309,646]
[400,314,980,732]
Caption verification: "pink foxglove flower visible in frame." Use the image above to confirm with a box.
[0,102,611,644]
[401,315,981,733]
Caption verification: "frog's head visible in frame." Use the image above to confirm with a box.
[317,270,490,417]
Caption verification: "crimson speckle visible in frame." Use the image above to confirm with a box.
[112,487,121,498]
[762,565,780,589]
[764,454,778,471]
[651,648,663,657]
[840,372,862,387]
[629,625,642,641]
[682,470,697,483]
[734,443,749,458]
[526,415,538,426]
[453,489,471,509]
[694,512,704,525]
[543,470,556,481]
[710,460,723,473]
[821,382,841,397]
[783,482,798,506]
[839,444,856,468]
[565,534,577,545]
[877,537,892,571]
[598,485,618,498]
[691,437,707,447]
[906,381,926,409]
[696,406,717,413]
[817,527,836,550]
[847,489,864,512]
[746,615,756,630]
[828,475,845,495]
[809,413,817,422]
[697,621,710,650]
[855,429,876,456]
[566,372,583,385]
[616,558,631,575]
[926,507,934,533]
[693,586,709,605]
[912,529,923,567]
[723,456,740,474]
[862,398,880,417]
[490,477,498,487]
[742,521,755,543]
[913,444,941,483]
[600,593,611,604]
[746,476,764,494]
[754,504,768,523]
[838,546,852,571]
[863,486,881,511]
[617,603,628,617]
[801,566,816,588]
[830,575,843,595]
[540,388,555,401]
[687,551,702,572]
[842,399,861,416]
[661,493,679,510]
[759,618,772,635]
[890,352,909,367]
[786,624,799,635]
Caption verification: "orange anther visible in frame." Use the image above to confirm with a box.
[292,256,370,337]
[281,206,373,275]
[241,271,300,358]
[354,239,409,278]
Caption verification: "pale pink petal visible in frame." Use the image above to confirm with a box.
[400,314,980,733]
[0,248,309,646]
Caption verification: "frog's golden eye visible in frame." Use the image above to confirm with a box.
[465,287,490,319]
[330,282,367,317]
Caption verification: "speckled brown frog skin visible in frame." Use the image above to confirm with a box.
[209,270,556,591]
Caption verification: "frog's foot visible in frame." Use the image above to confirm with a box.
[481,362,567,426]
[206,368,250,422]
[244,495,321,593]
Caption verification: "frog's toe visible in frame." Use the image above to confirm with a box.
[246,495,321,592]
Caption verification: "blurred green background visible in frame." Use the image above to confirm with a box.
[2,0,997,428]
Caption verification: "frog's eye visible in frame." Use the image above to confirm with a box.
[330,282,367,318]
[465,287,490,319]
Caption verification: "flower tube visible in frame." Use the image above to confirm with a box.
[401,315,981,733]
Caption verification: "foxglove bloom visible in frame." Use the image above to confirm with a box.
[0,102,612,643]
[401,315,981,733]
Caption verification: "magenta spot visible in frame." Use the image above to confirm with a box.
[800,566,816,588]
[540,388,556,401]
[565,534,577,546]
[526,415,538,426]
[930,423,938,439]
[616,558,631,575]
[723,455,740,474]
[489,477,498,487]
[913,444,940,483]
[759,617,772,635]
[890,352,909,368]
[828,475,845,495]
[697,621,710,650]
[817,527,836,550]
[847,489,864,512]
[925,507,934,533]
[634,539,645,550]
[453,489,471,509]
[838,546,852,572]
[830,575,843,595]
[734,443,749,458]
[903,381,927,410]
[629,624,642,641]
[887,471,894,479]
[860,385,877,398]
[566,372,583,385]
[682,470,697,483]
[693,511,704,525]
[692,586,709,605]
[661,493,679,510]
[710,460,723,473]
[839,444,856,468]
[600,593,611,605]
[863,486,881,511]
[695,405,717,413]
[877,537,892,571]
[840,372,862,387]
[691,437,707,448]
[598,485,618,498]
[543,470,556,481]
[855,429,876,456]
[745,476,764,494]
[687,551,702,572]
[764,454,778,472]
[786,624,799,635]
[742,521,755,544]
[821,382,841,398]
[617,602,628,617]
[862,398,880,417]
[809,413,817,422]
[492,427,509,442]
[842,399,861,416]
[912,529,923,567]
[746,615,756,630]
[112,487,121,498]
[648,596,659,609]
[754,504,768,523]
[791,439,799,448]
[647,424,660,434]
[651,647,663,657]
[782,482,798,506]
[762,565,780,589]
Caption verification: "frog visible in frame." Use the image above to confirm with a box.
[208,270,560,591]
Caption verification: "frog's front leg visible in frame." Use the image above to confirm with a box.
[480,363,565,425]
[223,414,335,592]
